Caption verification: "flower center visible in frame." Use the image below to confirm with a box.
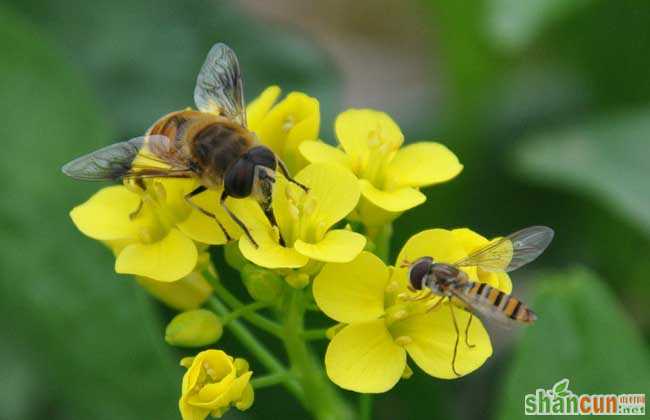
[360,126,398,188]
[382,280,444,343]
[282,183,322,245]
[130,181,192,244]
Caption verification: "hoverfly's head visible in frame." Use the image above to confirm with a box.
[406,256,434,290]
[224,146,277,207]
[430,263,460,287]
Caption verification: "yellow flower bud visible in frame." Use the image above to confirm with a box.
[165,309,223,348]
[136,271,213,311]
[179,350,254,420]
[241,264,284,303]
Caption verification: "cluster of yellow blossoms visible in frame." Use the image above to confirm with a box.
[70,86,514,419]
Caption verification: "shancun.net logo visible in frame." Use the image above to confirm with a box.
[524,379,645,416]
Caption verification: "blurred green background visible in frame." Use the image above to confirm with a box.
[1,0,648,419]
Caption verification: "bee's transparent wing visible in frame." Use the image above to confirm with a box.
[452,226,554,273]
[194,43,246,127]
[62,135,192,181]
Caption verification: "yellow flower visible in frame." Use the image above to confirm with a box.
[70,180,239,282]
[300,109,462,226]
[179,350,254,420]
[134,251,215,310]
[234,163,366,269]
[247,86,320,174]
[314,228,508,392]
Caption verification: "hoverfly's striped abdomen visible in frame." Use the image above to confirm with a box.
[465,282,537,324]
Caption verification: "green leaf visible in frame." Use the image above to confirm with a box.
[514,108,650,238]
[485,0,593,51]
[496,268,650,420]
[0,7,178,420]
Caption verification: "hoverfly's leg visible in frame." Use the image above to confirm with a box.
[401,289,432,302]
[464,314,476,349]
[184,185,232,242]
[277,157,308,192]
[129,198,144,220]
[449,300,462,377]
[220,191,259,248]
[425,295,445,312]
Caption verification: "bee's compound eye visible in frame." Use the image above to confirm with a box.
[247,146,276,170]
[408,257,433,290]
[224,158,255,198]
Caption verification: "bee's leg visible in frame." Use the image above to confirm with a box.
[449,300,462,377]
[220,191,259,248]
[277,157,309,192]
[185,185,232,242]
[464,314,476,349]
[129,198,144,220]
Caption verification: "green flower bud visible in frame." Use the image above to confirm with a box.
[285,272,310,289]
[241,264,284,303]
[224,241,247,271]
[165,309,223,348]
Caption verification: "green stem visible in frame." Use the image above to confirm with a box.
[282,289,354,420]
[207,296,304,401]
[301,328,328,341]
[359,394,373,420]
[204,270,283,338]
[368,223,393,263]
[221,301,270,325]
[251,372,290,389]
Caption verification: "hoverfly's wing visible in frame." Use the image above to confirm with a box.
[452,226,554,273]
[62,135,193,181]
[449,288,516,328]
[194,43,246,127]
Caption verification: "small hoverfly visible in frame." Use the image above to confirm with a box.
[62,43,306,246]
[402,226,554,376]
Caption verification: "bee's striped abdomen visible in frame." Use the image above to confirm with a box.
[464,282,537,324]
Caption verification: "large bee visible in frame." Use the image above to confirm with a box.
[402,226,554,376]
[62,43,306,246]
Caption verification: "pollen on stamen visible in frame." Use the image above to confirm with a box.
[394,335,413,346]
[385,280,400,293]
[282,115,295,132]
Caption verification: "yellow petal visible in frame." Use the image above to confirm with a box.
[256,92,319,160]
[385,142,463,189]
[247,86,281,131]
[295,163,360,234]
[325,320,406,393]
[335,109,404,167]
[299,140,353,169]
[177,187,241,244]
[294,230,366,263]
[235,383,254,411]
[240,237,309,269]
[231,196,309,269]
[70,185,145,240]
[393,229,477,289]
[136,271,213,310]
[390,304,492,379]
[179,398,210,420]
[451,228,512,293]
[313,251,389,324]
[116,228,197,282]
[359,180,425,212]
